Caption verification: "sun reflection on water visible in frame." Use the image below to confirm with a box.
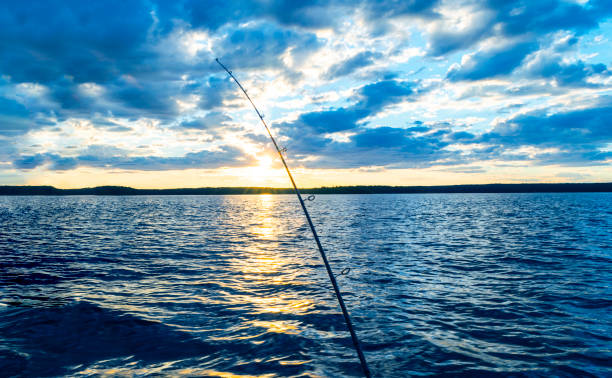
[250,319,300,334]
[223,194,317,338]
[249,195,276,240]
[78,366,277,378]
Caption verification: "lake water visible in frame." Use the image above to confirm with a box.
[1,193,611,377]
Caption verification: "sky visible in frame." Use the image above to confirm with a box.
[1,0,611,188]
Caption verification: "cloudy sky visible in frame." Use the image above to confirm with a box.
[1,0,611,188]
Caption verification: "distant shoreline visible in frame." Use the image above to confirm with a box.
[0,183,611,195]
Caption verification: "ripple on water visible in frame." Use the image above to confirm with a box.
[0,193,611,377]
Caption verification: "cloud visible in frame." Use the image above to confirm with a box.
[480,99,612,164]
[0,97,31,136]
[358,79,416,109]
[162,0,442,33]
[158,0,340,31]
[191,76,238,110]
[297,125,458,169]
[262,1,342,29]
[491,0,609,37]
[324,51,382,79]
[524,53,609,87]
[426,5,494,57]
[1,0,611,180]
[13,146,250,171]
[447,131,477,142]
[284,98,612,169]
[427,0,612,57]
[298,107,369,133]
[179,111,231,130]
[0,1,325,131]
[285,78,420,139]
[106,79,178,118]
[447,41,538,81]
[483,102,612,147]
[0,0,154,84]
[13,154,47,170]
[363,0,440,18]
[212,22,322,72]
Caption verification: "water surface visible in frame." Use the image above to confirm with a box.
[1,193,611,376]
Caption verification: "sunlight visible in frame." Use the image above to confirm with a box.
[250,319,300,334]
[219,153,290,187]
[246,155,275,183]
[249,194,276,240]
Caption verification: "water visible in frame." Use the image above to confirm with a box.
[1,193,611,377]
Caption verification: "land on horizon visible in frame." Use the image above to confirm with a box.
[1,183,611,195]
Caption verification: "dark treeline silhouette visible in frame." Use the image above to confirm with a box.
[1,183,611,195]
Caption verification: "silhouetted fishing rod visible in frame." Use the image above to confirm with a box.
[215,58,371,377]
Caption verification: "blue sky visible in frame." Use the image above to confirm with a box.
[1,0,611,188]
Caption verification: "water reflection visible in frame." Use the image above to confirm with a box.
[225,195,316,335]
[79,365,277,378]
[250,320,300,334]
[5,194,607,376]
[249,195,276,240]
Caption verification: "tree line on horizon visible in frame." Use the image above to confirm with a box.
[0,183,610,195]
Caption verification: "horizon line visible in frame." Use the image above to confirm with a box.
[1,182,611,195]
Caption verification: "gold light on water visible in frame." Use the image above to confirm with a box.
[222,194,316,329]
[249,195,276,240]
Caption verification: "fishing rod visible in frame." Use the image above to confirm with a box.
[215,58,371,378]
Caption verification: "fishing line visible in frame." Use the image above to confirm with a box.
[215,58,371,378]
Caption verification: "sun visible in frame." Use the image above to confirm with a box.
[241,155,286,186]
[250,156,272,177]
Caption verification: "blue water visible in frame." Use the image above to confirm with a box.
[1,193,611,377]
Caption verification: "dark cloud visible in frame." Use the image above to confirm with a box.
[427,22,492,57]
[179,111,231,130]
[213,22,321,72]
[13,154,46,170]
[49,78,93,110]
[359,79,416,109]
[324,51,382,79]
[1,0,610,174]
[267,118,463,169]
[299,107,368,133]
[13,146,250,171]
[264,79,429,166]
[490,0,608,37]
[278,98,612,169]
[525,56,609,87]
[0,1,178,126]
[447,41,537,81]
[0,97,31,136]
[262,1,341,29]
[363,0,440,18]
[161,0,441,32]
[107,79,178,118]
[192,76,238,110]
[353,126,407,148]
[0,0,154,84]
[288,79,420,138]
[448,131,476,142]
[535,148,612,166]
[297,126,457,169]
[427,0,612,57]
[157,0,339,31]
[0,0,325,134]
[479,99,612,164]
[482,102,612,147]
[405,123,430,133]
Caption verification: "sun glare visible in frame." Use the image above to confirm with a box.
[243,155,280,185]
